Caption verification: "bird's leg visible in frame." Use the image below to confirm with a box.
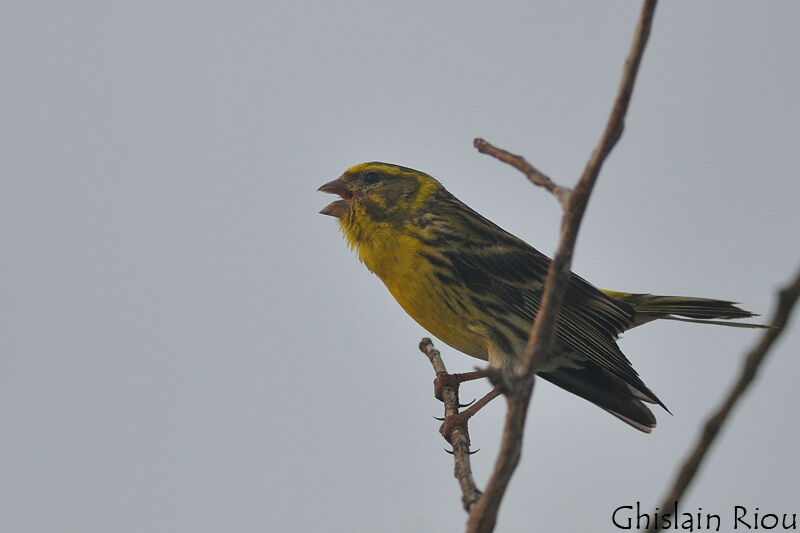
[433,369,489,401]
[439,387,502,442]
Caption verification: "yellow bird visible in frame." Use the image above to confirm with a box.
[319,162,761,432]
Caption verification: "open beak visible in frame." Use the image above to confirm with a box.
[318,178,351,218]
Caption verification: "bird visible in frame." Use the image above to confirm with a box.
[318,162,763,432]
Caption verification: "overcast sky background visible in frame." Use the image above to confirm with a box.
[2,2,799,532]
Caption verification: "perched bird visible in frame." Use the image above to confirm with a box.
[319,162,761,432]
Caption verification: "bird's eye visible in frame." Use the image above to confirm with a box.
[364,171,380,185]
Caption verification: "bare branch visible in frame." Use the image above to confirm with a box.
[644,264,800,533]
[521,0,657,378]
[468,2,658,531]
[473,138,571,207]
[418,338,482,510]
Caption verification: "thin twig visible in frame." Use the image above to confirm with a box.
[468,2,658,532]
[644,265,800,533]
[473,138,571,207]
[521,0,656,378]
[418,338,482,510]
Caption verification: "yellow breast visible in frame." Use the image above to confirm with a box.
[349,218,490,360]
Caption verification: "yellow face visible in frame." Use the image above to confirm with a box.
[318,162,490,361]
[318,162,440,227]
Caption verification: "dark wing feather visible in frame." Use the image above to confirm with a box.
[420,192,665,409]
[539,366,657,433]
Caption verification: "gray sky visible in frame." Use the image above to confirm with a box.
[2,2,799,532]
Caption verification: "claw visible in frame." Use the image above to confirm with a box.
[445,447,479,455]
[433,415,445,421]
[459,398,476,408]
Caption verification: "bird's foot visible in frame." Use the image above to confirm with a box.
[438,387,503,442]
[439,411,472,442]
[433,369,490,401]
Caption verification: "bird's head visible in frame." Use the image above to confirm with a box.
[318,162,442,230]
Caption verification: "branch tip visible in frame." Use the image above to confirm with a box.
[415,338,482,511]
[645,264,800,532]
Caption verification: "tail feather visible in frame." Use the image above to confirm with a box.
[539,290,765,433]
[659,316,769,329]
[602,291,767,328]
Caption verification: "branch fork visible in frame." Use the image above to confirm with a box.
[418,2,660,531]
